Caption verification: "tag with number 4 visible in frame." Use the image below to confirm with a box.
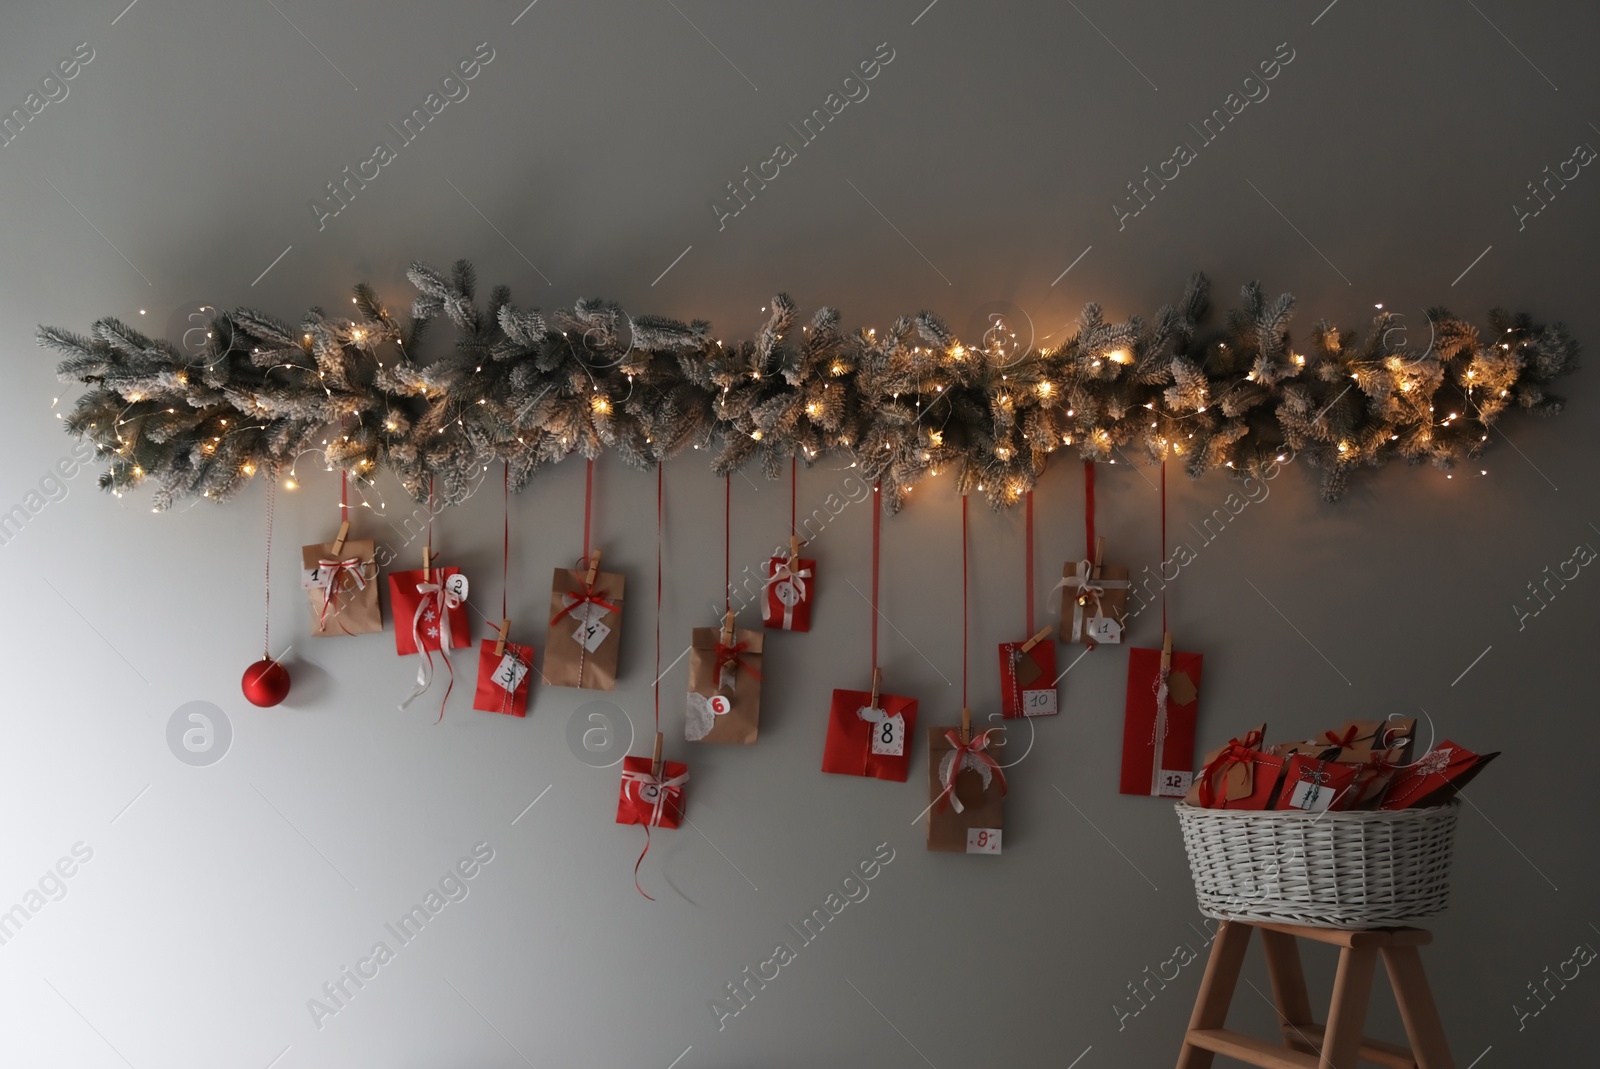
[860,706,906,757]
[573,619,611,653]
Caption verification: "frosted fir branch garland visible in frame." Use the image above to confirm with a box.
[42,262,1577,511]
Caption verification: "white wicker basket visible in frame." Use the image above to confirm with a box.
[1176,803,1458,929]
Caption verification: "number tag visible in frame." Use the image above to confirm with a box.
[1288,779,1332,812]
[861,707,905,756]
[966,828,1002,854]
[573,619,611,653]
[444,573,468,600]
[775,580,802,607]
[639,781,661,804]
[1022,688,1058,717]
[1157,769,1193,798]
[1086,615,1122,643]
[492,653,529,693]
[302,566,329,590]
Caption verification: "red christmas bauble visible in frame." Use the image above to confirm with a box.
[242,658,291,707]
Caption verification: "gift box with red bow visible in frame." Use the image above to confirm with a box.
[761,552,815,632]
[302,539,381,636]
[546,561,625,690]
[472,639,537,717]
[822,684,918,782]
[685,626,763,744]
[926,727,1007,853]
[1379,741,1499,810]
[1186,725,1287,810]
[616,755,689,828]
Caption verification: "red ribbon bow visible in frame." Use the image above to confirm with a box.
[1324,725,1361,748]
[714,640,762,686]
[936,729,1007,813]
[551,584,620,626]
[1198,739,1260,808]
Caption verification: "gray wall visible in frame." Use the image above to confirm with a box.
[2,1,1597,1066]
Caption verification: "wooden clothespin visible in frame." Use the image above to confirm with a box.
[494,618,510,657]
[650,731,664,779]
[584,548,601,587]
[869,666,882,711]
[1161,630,1173,673]
[788,534,801,570]
[1091,535,1106,580]
[331,520,350,556]
[960,706,972,746]
[1021,625,1054,652]
[721,609,736,645]
[422,541,432,581]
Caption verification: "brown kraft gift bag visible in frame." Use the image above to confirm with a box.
[685,624,762,744]
[926,724,1006,854]
[545,557,625,690]
[302,539,381,636]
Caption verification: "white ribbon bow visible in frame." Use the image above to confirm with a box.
[937,735,998,814]
[398,578,466,710]
[316,556,369,628]
[1051,559,1130,642]
[620,767,690,826]
[762,554,812,629]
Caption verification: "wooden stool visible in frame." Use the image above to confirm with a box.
[1175,919,1454,1069]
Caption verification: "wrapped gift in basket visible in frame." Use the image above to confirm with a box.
[1175,721,1496,929]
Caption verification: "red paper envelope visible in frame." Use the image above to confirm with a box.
[615,756,688,828]
[472,639,536,717]
[822,688,919,782]
[1119,647,1202,797]
[998,638,1058,719]
[762,554,815,631]
[1272,755,1361,812]
[389,567,472,656]
[1379,741,1499,810]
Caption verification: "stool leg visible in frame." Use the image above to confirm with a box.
[1383,945,1455,1069]
[1176,921,1253,1069]
[1320,945,1378,1069]
[1259,928,1320,1056]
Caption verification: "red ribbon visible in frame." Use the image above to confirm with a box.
[715,640,762,683]
[936,728,1007,813]
[1197,729,1266,808]
[1323,726,1361,748]
[551,583,620,625]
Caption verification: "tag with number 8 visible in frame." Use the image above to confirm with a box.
[860,706,906,757]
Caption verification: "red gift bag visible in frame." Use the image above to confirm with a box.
[389,568,472,655]
[761,554,815,631]
[472,639,536,717]
[1187,727,1287,810]
[1273,755,1361,812]
[998,636,1057,719]
[615,756,688,828]
[1119,645,1202,797]
[822,688,919,782]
